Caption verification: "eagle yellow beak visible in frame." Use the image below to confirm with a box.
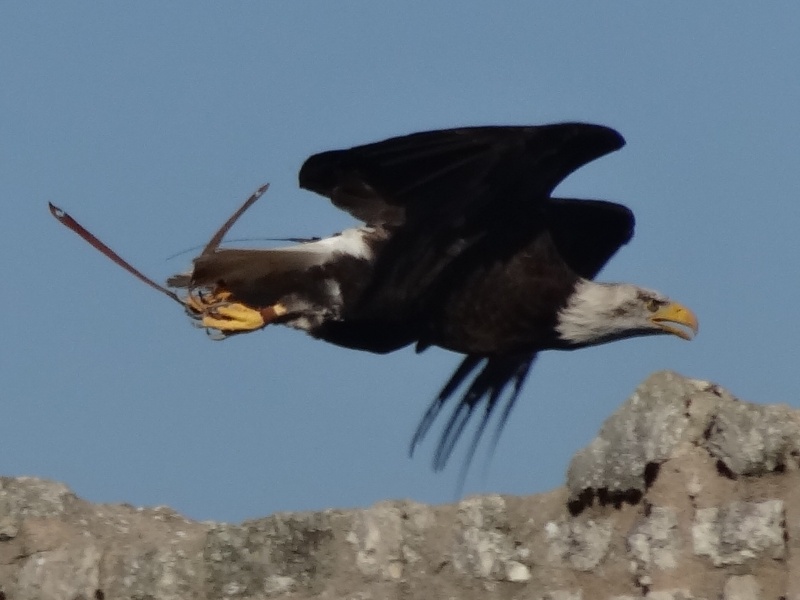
[649,302,699,340]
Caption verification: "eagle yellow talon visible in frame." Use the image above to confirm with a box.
[184,290,232,315]
[202,303,267,332]
[181,288,288,336]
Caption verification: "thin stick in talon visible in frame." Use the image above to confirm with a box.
[201,183,270,256]
[48,203,183,306]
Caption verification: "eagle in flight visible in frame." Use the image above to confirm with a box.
[51,123,698,474]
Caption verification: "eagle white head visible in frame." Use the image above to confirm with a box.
[556,280,698,348]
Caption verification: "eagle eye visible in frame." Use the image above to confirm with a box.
[645,298,661,313]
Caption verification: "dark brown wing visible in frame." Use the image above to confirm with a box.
[299,123,624,228]
[546,198,634,279]
[410,353,536,482]
[300,123,625,309]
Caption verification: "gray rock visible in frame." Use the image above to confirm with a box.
[628,505,680,583]
[545,516,613,571]
[566,371,800,506]
[2,372,800,599]
[722,575,761,600]
[204,510,337,597]
[567,371,703,503]
[692,500,785,566]
[452,495,531,582]
[0,477,74,518]
[703,398,800,476]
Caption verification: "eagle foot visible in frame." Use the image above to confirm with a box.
[183,289,287,337]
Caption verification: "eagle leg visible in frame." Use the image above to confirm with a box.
[183,288,287,337]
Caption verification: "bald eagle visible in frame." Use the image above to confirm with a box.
[50,123,697,474]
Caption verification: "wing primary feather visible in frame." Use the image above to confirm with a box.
[409,355,482,456]
[431,360,511,472]
[410,354,536,480]
[452,385,506,492]
[432,388,480,471]
[479,357,536,480]
[438,355,485,400]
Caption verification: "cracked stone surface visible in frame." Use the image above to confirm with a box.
[2,371,800,599]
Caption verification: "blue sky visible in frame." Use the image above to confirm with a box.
[3,4,799,523]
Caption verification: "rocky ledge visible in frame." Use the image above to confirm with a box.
[2,371,800,599]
